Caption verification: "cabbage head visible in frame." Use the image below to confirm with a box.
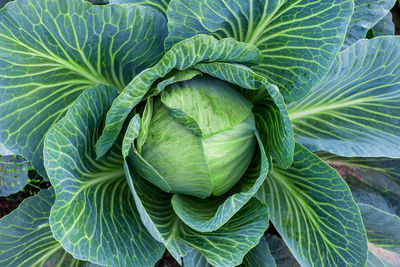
[1,0,400,267]
[140,76,257,198]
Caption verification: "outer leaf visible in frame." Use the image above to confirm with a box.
[0,189,89,266]
[44,85,164,266]
[0,0,167,177]
[124,159,185,261]
[256,143,368,266]
[124,160,270,266]
[0,153,29,197]
[183,246,213,267]
[1,142,31,194]
[179,200,268,267]
[322,155,400,216]
[110,0,170,15]
[166,0,354,103]
[96,34,261,158]
[372,12,395,37]
[171,131,267,232]
[289,37,400,158]
[0,143,12,155]
[183,238,277,267]
[265,234,300,267]
[359,204,400,267]
[343,0,395,48]
[193,62,294,169]
[242,235,276,267]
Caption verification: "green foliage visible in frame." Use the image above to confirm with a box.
[166,0,353,103]
[44,85,165,266]
[256,144,368,266]
[0,147,30,196]
[241,236,276,267]
[0,0,399,266]
[125,162,269,265]
[289,37,400,158]
[143,77,257,197]
[0,189,91,266]
[266,234,300,266]
[321,155,400,216]
[0,0,167,177]
[344,0,396,48]
[110,0,169,14]
[371,13,396,37]
[96,34,262,158]
[359,204,400,267]
[321,155,400,265]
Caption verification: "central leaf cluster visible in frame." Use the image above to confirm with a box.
[139,76,257,198]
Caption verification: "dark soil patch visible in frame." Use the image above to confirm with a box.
[392,3,400,34]
[156,251,180,267]
[0,196,21,218]
[0,171,50,218]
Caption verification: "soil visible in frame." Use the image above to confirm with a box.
[393,3,400,34]
[0,196,21,218]
[0,171,50,219]
[156,251,180,267]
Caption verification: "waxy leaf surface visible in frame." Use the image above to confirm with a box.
[171,131,268,231]
[193,62,294,168]
[124,160,269,266]
[257,144,368,266]
[289,37,400,158]
[266,234,300,267]
[44,85,164,266]
[359,204,400,267]
[0,0,167,177]
[110,0,170,15]
[96,34,261,158]
[0,189,90,267]
[0,152,29,197]
[372,12,395,37]
[323,155,400,216]
[166,0,353,103]
[182,235,276,267]
[343,0,395,48]
[241,235,276,267]
[183,246,213,267]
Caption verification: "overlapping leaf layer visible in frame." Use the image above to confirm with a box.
[0,0,167,177]
[0,0,398,266]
